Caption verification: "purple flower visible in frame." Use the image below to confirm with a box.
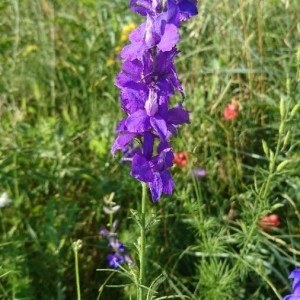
[100,224,133,269]
[284,268,300,300]
[131,144,175,201]
[192,168,206,178]
[121,141,139,160]
[122,2,182,60]
[129,0,198,22]
[177,0,199,21]
[112,0,198,201]
[107,253,124,268]
[129,0,163,16]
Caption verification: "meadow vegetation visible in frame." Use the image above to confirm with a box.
[0,0,299,299]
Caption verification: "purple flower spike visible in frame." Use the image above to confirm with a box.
[100,224,133,269]
[111,0,198,201]
[284,268,300,300]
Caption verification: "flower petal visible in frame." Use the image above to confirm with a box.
[111,132,137,155]
[157,23,179,52]
[150,115,168,139]
[168,103,190,125]
[161,170,174,195]
[149,173,163,201]
[126,110,150,133]
[131,153,154,182]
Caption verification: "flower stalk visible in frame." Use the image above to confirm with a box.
[138,182,148,299]
[72,240,82,300]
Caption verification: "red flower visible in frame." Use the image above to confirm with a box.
[258,214,280,232]
[223,100,239,120]
[173,152,188,168]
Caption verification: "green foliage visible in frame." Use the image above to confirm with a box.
[0,0,300,299]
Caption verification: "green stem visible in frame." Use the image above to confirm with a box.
[138,183,147,300]
[0,210,6,241]
[73,240,82,300]
[75,253,81,300]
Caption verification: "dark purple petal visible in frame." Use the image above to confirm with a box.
[143,131,155,159]
[163,149,174,168]
[150,115,168,139]
[161,170,174,195]
[166,0,181,25]
[107,253,124,268]
[177,0,198,21]
[129,0,154,16]
[155,147,174,170]
[155,49,183,94]
[131,153,154,182]
[121,84,148,114]
[167,123,177,138]
[168,103,190,125]
[157,141,171,153]
[122,141,140,159]
[125,110,150,133]
[117,59,143,86]
[156,78,175,97]
[149,173,163,201]
[111,132,137,155]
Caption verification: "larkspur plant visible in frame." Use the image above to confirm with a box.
[112,0,198,201]
[100,193,132,269]
[100,222,132,269]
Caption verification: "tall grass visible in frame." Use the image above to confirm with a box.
[0,0,299,299]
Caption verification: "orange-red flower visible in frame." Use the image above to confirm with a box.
[258,214,280,232]
[173,152,188,168]
[223,100,239,120]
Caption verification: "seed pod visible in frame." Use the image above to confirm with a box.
[279,97,286,119]
[276,160,290,172]
[262,139,269,158]
[290,103,300,118]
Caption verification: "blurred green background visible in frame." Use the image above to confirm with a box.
[0,0,299,299]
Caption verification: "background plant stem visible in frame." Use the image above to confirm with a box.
[73,241,82,300]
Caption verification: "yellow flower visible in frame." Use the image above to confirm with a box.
[114,45,122,53]
[106,57,115,66]
[107,22,136,66]
[120,22,136,43]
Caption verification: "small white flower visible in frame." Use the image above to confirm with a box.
[0,192,12,208]
[103,205,120,215]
